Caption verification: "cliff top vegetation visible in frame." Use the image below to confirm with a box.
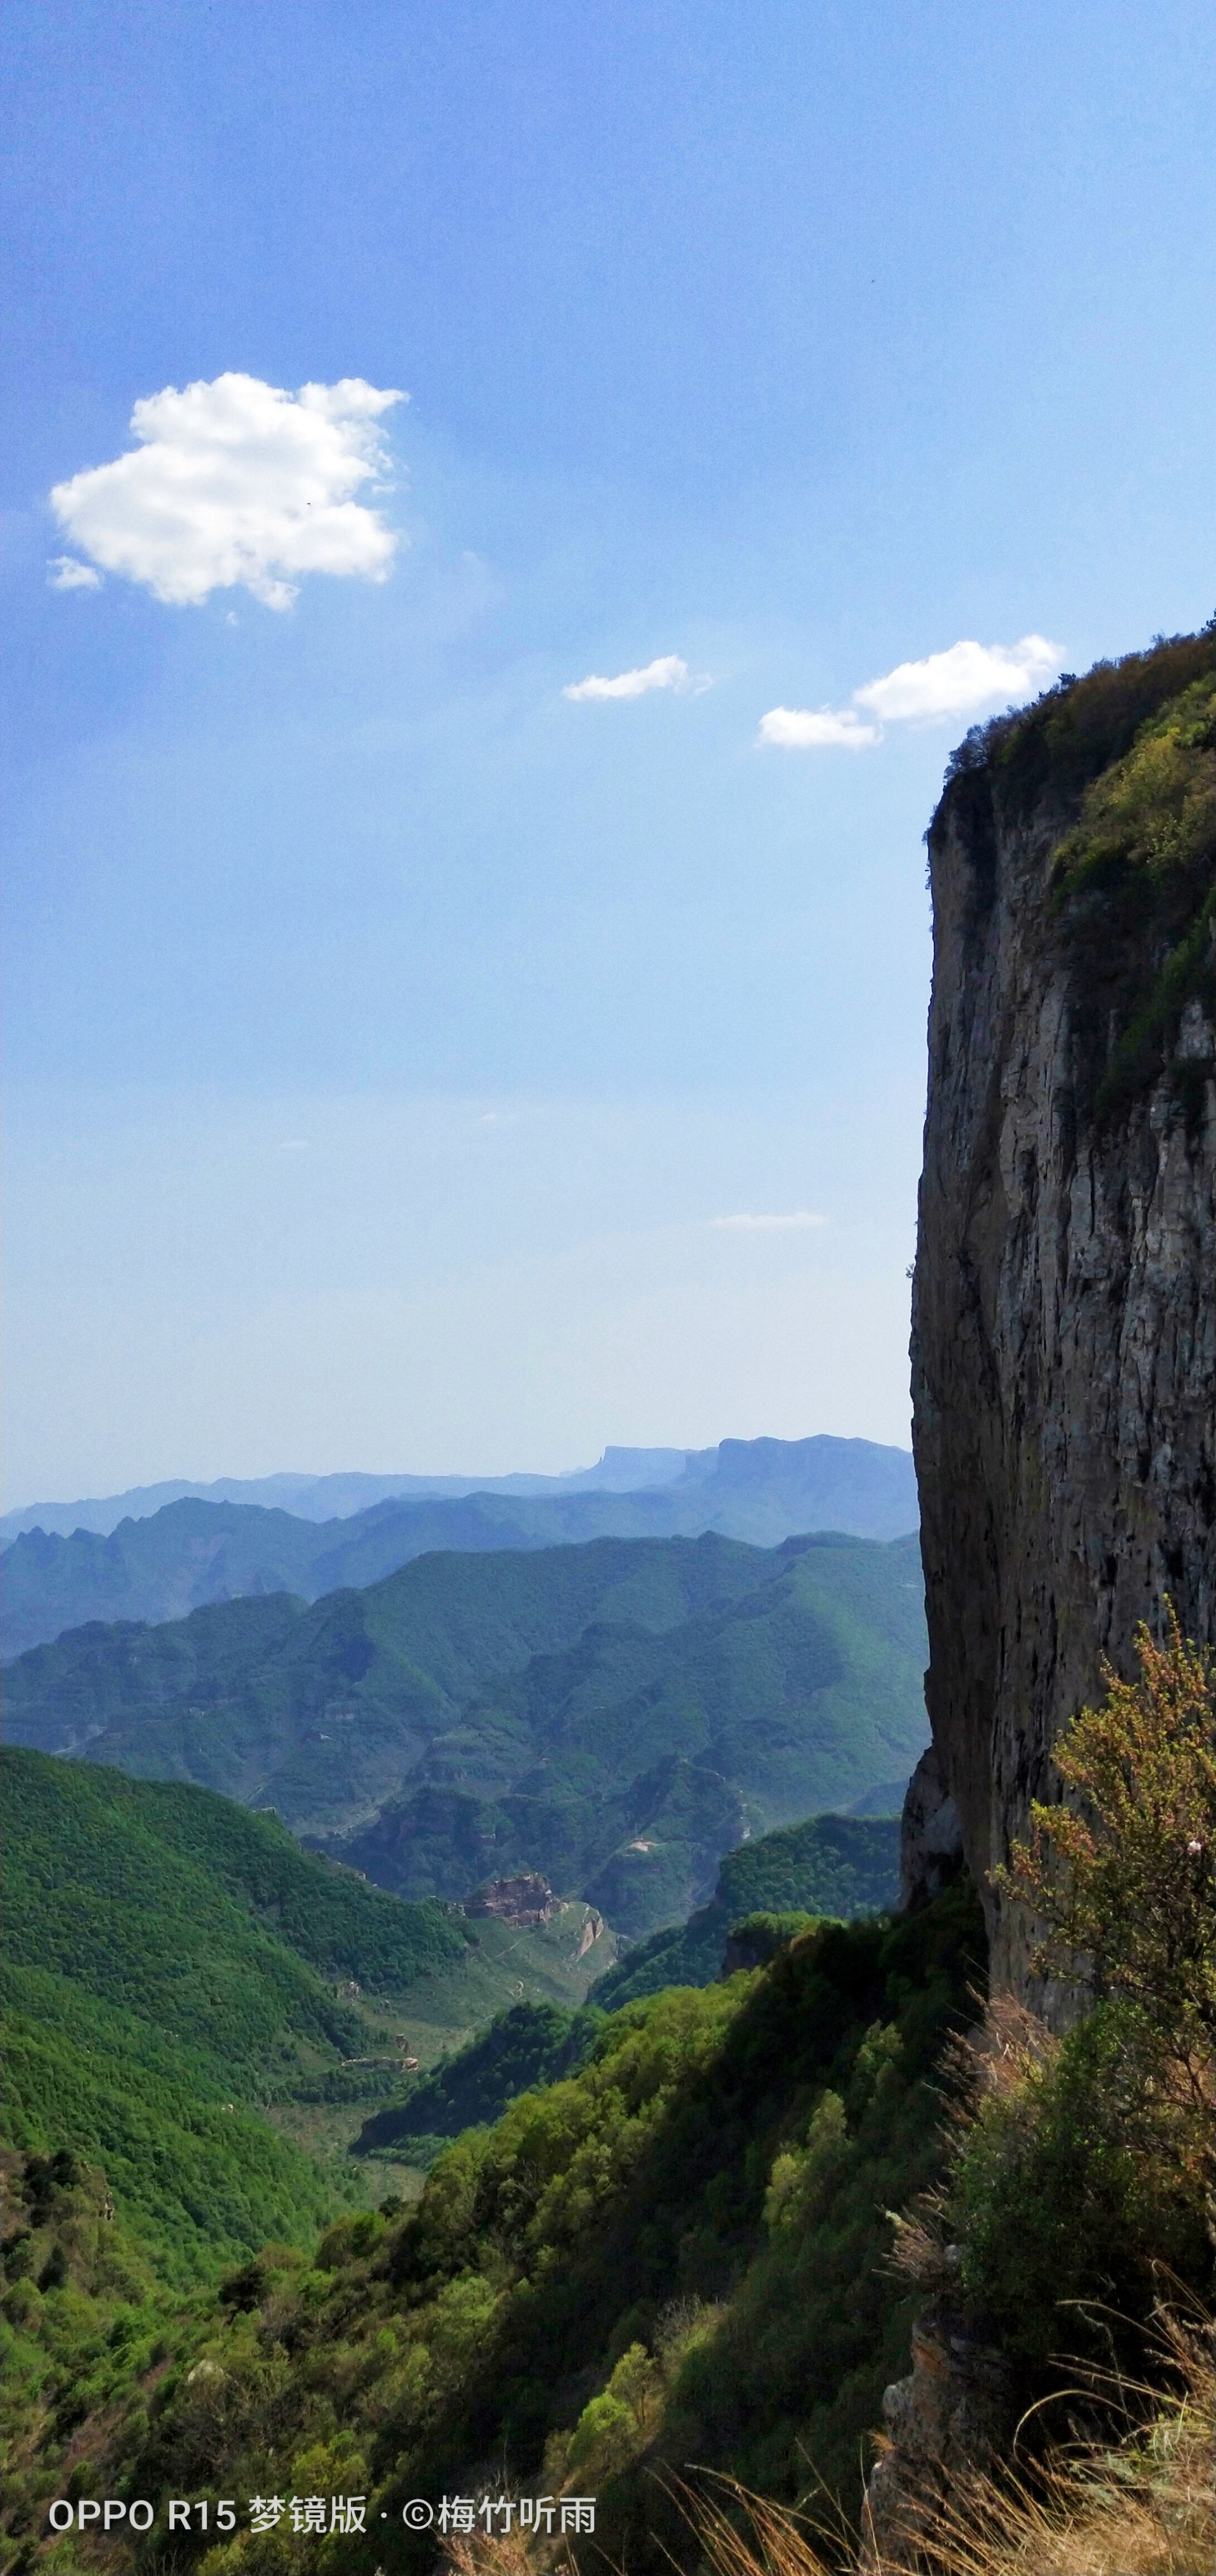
[942,620,1216,819]
[934,626,1216,1121]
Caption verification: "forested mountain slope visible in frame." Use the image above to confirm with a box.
[353,1808,903,2159]
[4,1532,927,1930]
[1,1435,918,1655]
[28,1885,983,2573]
[0,1750,460,2273]
[589,1809,902,2005]
[0,1750,617,2277]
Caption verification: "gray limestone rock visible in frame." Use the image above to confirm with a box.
[899,1741,963,1910]
[908,712,1216,2000]
[863,2305,1012,2566]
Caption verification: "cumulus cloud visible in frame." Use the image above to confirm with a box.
[756,706,880,751]
[709,1210,828,1231]
[853,634,1063,724]
[564,653,693,702]
[758,632,1065,751]
[47,554,102,591]
[48,373,405,608]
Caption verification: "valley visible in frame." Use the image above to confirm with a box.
[2,1749,619,2268]
[4,1527,927,1933]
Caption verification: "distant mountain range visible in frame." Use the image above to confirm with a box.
[4,1527,928,1937]
[0,1445,695,1542]
[1,1434,918,1657]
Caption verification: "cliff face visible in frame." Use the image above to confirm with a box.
[908,634,1216,1997]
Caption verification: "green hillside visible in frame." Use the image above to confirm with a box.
[329,1536,923,1930]
[348,1809,902,2156]
[3,1748,471,2074]
[3,1533,788,1815]
[590,1810,902,2006]
[0,1752,469,2269]
[0,1759,609,2525]
[0,1752,611,2278]
[353,1998,607,2160]
[3,1975,347,2283]
[3,1531,928,1932]
[36,1884,983,2572]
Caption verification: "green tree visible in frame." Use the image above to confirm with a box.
[994,1607,1216,2108]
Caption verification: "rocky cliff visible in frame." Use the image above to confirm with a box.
[906,628,1216,1997]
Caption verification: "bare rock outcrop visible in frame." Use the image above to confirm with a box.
[897,1742,963,1910]
[863,2303,1011,2567]
[908,635,1216,1997]
[464,1871,555,1927]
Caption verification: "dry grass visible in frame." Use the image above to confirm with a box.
[939,1992,1060,2120]
[884,1994,1058,2299]
[440,2528,580,2576]
[433,2305,1213,2576]
[690,2306,1213,2576]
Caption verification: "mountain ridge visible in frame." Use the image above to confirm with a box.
[1,1432,915,1540]
[4,1529,928,1935]
[0,1444,698,1543]
[1,1434,918,1657]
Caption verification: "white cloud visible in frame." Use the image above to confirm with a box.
[756,706,880,751]
[47,555,103,591]
[758,632,1065,752]
[48,373,405,609]
[709,1210,829,1230]
[853,634,1063,724]
[564,653,693,702]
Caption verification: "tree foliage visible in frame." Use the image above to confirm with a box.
[15,1888,983,2573]
[939,1610,1216,2384]
[994,1608,1216,2103]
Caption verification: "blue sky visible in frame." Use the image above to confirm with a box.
[3,0,1213,1504]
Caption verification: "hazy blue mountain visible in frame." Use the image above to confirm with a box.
[4,1530,928,1936]
[2,1501,330,1659]
[661,1435,918,1543]
[2,1435,918,1655]
[0,1446,697,1543]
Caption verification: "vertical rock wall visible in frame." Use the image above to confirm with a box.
[907,649,1216,1998]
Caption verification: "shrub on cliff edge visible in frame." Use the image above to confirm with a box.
[996,1605,1216,2110]
[942,1612,1215,2373]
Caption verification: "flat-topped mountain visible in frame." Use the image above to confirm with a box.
[1,1433,918,1656]
[4,1527,928,1936]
